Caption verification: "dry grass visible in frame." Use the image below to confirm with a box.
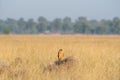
[0,35,120,80]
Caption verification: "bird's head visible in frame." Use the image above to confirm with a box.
[59,49,63,51]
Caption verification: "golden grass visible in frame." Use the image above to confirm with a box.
[0,35,120,80]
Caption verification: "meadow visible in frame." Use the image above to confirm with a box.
[0,35,120,80]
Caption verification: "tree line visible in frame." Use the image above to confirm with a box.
[0,16,120,34]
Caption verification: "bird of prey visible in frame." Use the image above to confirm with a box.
[58,49,64,61]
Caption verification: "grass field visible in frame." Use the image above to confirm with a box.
[0,35,120,80]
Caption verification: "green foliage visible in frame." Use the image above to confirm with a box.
[51,18,63,33]
[112,17,120,34]
[62,17,73,34]
[0,17,120,34]
[17,18,26,34]
[26,19,38,34]
[3,27,10,34]
[74,17,92,34]
[37,16,48,33]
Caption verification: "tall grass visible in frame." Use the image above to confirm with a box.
[0,35,120,80]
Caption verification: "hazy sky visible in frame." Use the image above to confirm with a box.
[0,0,120,21]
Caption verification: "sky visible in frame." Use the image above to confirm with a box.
[0,0,120,21]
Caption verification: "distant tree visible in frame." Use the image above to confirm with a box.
[3,27,10,34]
[5,18,19,34]
[100,20,113,34]
[26,19,37,34]
[0,19,4,33]
[95,26,106,34]
[73,19,82,33]
[96,20,110,34]
[37,16,48,33]
[51,18,63,33]
[74,17,92,34]
[111,17,120,34]
[62,17,73,34]
[0,16,120,34]
[17,18,26,34]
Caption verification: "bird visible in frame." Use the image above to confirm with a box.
[58,49,64,62]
